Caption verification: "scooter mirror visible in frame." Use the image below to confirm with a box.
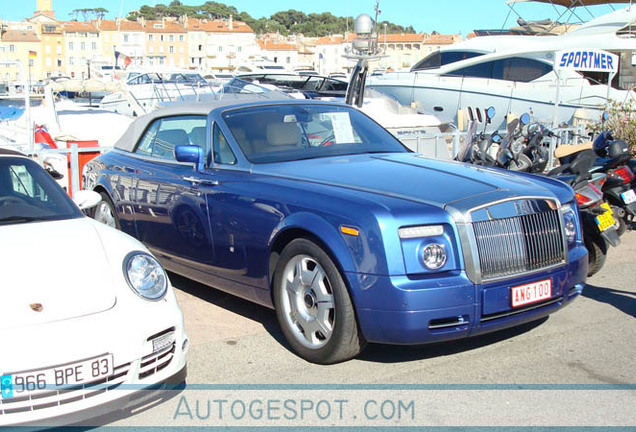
[467,107,474,122]
[476,108,483,123]
[602,112,609,122]
[520,113,531,125]
[486,106,495,121]
[491,133,502,143]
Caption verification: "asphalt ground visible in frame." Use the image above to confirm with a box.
[105,229,636,429]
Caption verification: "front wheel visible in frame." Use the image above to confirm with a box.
[93,192,120,230]
[272,238,365,364]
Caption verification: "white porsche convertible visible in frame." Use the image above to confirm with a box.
[0,149,188,427]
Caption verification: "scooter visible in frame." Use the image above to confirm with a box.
[547,149,621,276]
[554,131,635,235]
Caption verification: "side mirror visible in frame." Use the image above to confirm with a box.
[528,123,540,134]
[175,145,205,170]
[486,106,496,121]
[73,190,102,211]
[520,113,531,125]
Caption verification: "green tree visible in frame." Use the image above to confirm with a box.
[70,8,110,21]
[127,2,417,37]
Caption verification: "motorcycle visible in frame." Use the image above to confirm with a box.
[547,148,621,276]
[554,130,635,235]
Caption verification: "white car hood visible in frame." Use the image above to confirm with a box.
[0,218,117,330]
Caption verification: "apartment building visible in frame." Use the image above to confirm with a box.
[0,28,41,83]
[257,40,299,69]
[314,34,355,76]
[144,19,187,68]
[97,19,145,68]
[63,21,100,78]
[28,12,65,78]
[200,18,259,72]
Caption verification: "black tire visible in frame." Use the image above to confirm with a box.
[272,238,365,364]
[92,191,121,230]
[615,215,627,237]
[610,205,627,237]
[585,235,607,277]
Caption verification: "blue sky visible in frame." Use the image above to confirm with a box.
[0,0,625,35]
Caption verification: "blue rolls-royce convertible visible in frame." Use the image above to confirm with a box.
[84,99,588,364]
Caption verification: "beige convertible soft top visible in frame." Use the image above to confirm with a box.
[113,96,284,152]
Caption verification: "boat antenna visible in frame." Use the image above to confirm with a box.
[343,2,387,107]
[373,0,381,25]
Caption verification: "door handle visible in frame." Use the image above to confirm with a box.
[434,106,444,112]
[182,176,219,186]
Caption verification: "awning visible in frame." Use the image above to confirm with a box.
[49,79,122,93]
[507,0,632,7]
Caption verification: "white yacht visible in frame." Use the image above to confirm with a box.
[368,2,636,130]
[99,70,218,116]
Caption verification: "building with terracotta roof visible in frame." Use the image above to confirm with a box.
[191,17,259,72]
[257,40,298,69]
[63,21,99,78]
[314,34,355,75]
[377,33,425,69]
[96,19,146,69]
[183,17,207,70]
[144,18,188,68]
[374,33,461,70]
[0,27,42,84]
[27,12,65,78]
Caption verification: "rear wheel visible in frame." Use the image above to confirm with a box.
[611,205,627,237]
[585,235,607,277]
[93,192,120,230]
[272,238,365,364]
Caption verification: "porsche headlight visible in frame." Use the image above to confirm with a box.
[123,252,168,300]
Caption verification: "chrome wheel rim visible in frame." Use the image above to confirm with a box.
[94,200,116,228]
[280,254,335,349]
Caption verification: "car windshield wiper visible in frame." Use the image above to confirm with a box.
[0,215,52,224]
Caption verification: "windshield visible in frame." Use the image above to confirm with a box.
[221,104,409,164]
[0,157,82,225]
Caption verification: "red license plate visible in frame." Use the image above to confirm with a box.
[511,279,552,308]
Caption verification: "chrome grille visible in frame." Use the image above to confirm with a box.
[472,209,565,280]
[0,363,130,415]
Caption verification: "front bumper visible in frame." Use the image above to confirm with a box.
[349,244,588,345]
[10,365,187,429]
[0,291,188,427]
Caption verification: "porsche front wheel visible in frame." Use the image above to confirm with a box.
[273,238,365,364]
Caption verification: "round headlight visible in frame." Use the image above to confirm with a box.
[422,243,447,270]
[564,212,577,244]
[123,252,168,300]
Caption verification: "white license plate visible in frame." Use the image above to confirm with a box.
[511,279,552,308]
[621,189,636,205]
[1,354,113,399]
